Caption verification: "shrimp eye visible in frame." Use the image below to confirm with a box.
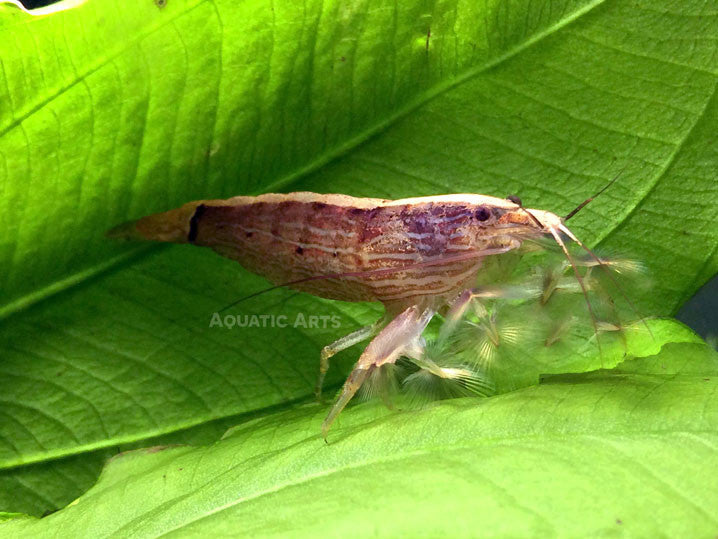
[474,206,491,221]
[507,195,522,206]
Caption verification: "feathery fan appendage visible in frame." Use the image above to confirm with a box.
[346,247,648,411]
[400,341,496,407]
[357,363,403,407]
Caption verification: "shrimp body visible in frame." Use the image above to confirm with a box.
[114,192,556,309]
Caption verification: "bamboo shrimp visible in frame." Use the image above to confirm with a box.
[109,189,637,438]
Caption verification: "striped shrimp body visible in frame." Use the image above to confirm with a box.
[111,191,601,438]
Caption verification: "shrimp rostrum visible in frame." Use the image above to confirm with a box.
[110,189,634,438]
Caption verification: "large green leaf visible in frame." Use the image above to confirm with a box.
[4,344,718,536]
[0,0,716,523]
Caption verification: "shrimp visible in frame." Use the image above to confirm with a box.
[109,189,627,439]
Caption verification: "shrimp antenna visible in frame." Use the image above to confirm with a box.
[564,168,624,221]
[506,194,545,230]
[217,285,297,313]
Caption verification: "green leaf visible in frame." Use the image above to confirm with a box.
[0,0,716,521]
[3,344,718,536]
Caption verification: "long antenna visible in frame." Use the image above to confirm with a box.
[564,168,625,221]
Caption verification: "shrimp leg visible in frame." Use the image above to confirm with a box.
[316,322,382,401]
[322,305,434,440]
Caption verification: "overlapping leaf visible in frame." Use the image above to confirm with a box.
[4,344,718,536]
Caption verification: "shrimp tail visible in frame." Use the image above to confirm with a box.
[106,201,207,243]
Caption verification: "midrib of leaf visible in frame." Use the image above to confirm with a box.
[258,0,609,196]
[0,0,607,321]
[0,245,156,321]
